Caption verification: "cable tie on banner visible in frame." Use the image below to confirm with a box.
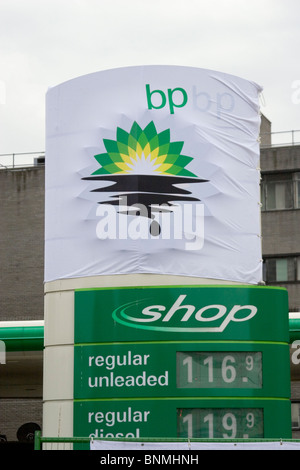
[259,92,266,107]
[187,438,191,450]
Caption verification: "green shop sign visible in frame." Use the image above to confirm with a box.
[74,285,289,343]
[73,285,291,440]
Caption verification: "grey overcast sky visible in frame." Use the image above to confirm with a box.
[0,0,299,154]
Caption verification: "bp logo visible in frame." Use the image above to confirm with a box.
[82,121,207,246]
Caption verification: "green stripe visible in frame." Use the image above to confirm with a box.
[74,396,291,403]
[75,284,288,292]
[0,318,299,352]
[0,326,44,351]
[74,340,289,347]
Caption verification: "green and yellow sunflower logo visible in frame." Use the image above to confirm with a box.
[91,121,197,177]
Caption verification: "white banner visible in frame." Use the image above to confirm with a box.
[45,66,263,283]
[90,439,300,451]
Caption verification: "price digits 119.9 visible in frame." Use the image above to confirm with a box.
[177,408,264,439]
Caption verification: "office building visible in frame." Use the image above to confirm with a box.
[0,115,299,445]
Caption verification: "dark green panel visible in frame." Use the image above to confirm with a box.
[73,398,292,440]
[74,342,290,399]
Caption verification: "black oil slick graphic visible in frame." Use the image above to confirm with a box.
[82,174,207,236]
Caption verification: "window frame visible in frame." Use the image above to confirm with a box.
[295,172,300,209]
[261,171,300,211]
[292,401,300,430]
[263,255,300,284]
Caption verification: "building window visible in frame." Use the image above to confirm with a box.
[292,402,300,429]
[296,172,300,209]
[263,256,300,283]
[261,172,300,211]
[261,174,293,210]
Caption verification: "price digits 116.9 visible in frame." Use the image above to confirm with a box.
[177,351,262,389]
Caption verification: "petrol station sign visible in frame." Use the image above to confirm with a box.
[44,67,292,446]
[73,285,291,439]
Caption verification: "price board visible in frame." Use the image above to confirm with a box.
[73,285,292,440]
